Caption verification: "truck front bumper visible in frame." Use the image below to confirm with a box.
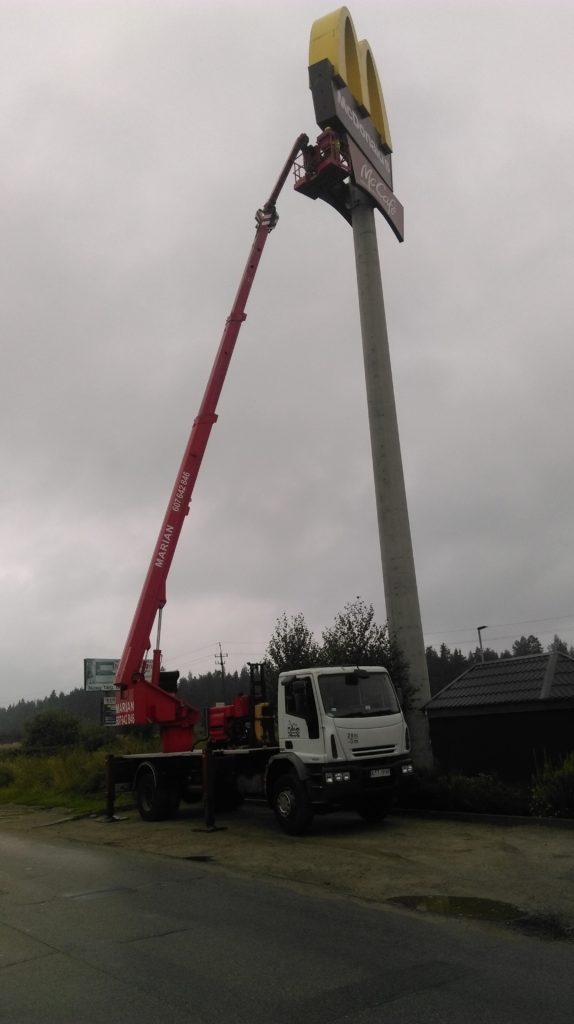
[306,756,414,806]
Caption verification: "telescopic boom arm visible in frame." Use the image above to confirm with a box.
[114,134,308,752]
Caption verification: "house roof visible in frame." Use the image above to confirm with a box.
[425,652,574,716]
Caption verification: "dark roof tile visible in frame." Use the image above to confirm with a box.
[425,653,574,712]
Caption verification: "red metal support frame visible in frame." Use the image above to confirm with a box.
[115,134,308,752]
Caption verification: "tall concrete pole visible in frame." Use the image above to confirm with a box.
[350,185,433,771]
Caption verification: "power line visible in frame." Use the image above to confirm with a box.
[164,614,574,668]
[168,640,266,663]
[423,613,574,639]
[429,627,573,653]
[165,651,266,668]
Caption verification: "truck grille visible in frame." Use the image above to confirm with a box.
[351,744,396,757]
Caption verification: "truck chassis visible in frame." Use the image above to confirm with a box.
[107,744,412,835]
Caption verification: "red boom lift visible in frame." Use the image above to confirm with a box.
[114,135,309,754]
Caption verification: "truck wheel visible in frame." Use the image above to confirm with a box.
[136,768,174,822]
[357,797,391,826]
[272,774,313,836]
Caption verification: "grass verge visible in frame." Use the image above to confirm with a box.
[0,737,157,814]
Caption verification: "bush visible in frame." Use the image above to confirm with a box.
[445,773,530,815]
[531,753,574,819]
[0,751,55,803]
[24,710,81,751]
[0,743,21,759]
[399,771,530,816]
[79,724,110,752]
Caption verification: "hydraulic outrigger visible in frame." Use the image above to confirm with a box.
[114,134,309,754]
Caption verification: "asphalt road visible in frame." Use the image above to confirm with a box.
[1,831,573,1024]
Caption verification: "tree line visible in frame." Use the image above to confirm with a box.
[0,688,102,744]
[426,633,574,696]
[1,601,572,740]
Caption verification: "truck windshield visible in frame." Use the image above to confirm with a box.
[318,671,400,718]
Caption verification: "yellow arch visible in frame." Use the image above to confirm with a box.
[358,40,392,153]
[309,6,392,152]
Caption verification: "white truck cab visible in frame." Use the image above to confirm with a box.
[266,666,413,834]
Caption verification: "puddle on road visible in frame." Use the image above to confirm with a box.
[185,855,214,863]
[386,895,573,941]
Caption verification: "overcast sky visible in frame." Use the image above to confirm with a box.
[1,0,573,705]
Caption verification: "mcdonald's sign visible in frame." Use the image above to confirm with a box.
[308,7,403,239]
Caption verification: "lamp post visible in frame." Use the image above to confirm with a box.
[477,625,488,663]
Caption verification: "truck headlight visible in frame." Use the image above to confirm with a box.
[401,763,414,775]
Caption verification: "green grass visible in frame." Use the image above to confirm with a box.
[0,736,160,814]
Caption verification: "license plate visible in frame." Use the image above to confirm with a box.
[370,767,391,778]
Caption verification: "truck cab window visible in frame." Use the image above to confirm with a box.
[284,678,320,739]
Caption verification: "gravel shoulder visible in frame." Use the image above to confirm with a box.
[1,802,572,931]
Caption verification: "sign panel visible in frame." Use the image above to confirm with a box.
[102,693,117,727]
[84,659,119,692]
[348,140,404,241]
[309,60,393,190]
[115,696,136,727]
[101,694,136,728]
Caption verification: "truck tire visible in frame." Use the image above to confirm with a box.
[356,796,391,826]
[136,768,178,822]
[272,773,313,836]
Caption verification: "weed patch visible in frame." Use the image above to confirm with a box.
[531,753,574,819]
[0,735,159,812]
[400,772,531,816]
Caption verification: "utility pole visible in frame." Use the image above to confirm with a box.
[215,643,227,680]
[350,185,433,771]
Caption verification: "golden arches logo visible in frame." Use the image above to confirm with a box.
[309,7,392,153]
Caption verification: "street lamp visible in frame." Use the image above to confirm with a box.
[477,625,488,663]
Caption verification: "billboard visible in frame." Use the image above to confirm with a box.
[84,659,119,691]
[84,658,153,691]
